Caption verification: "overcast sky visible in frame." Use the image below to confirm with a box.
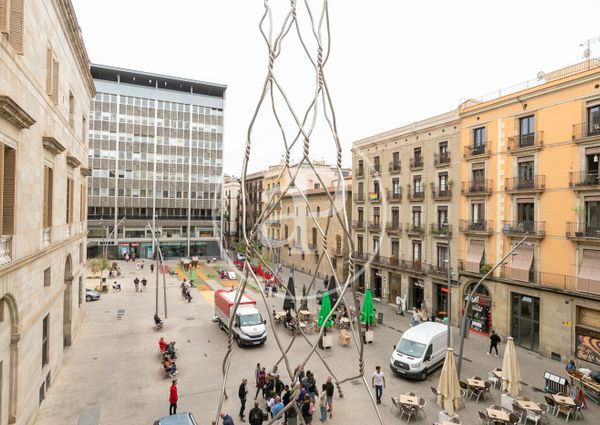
[72,0,600,176]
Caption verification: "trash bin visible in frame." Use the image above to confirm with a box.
[377,312,384,325]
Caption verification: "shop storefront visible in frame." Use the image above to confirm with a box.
[434,283,449,320]
[409,277,425,310]
[464,282,492,334]
[576,307,600,366]
[371,268,382,299]
[389,273,402,302]
[511,293,540,352]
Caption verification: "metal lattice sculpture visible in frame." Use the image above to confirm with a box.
[216,2,383,424]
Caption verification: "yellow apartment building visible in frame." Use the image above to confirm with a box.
[458,60,600,366]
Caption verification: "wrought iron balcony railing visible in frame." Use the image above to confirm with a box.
[507,131,543,151]
[434,152,451,166]
[504,176,545,192]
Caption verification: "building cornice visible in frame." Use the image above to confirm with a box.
[80,167,90,177]
[0,95,36,129]
[66,154,81,168]
[42,136,66,155]
[54,0,95,96]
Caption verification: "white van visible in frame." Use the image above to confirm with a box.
[390,322,448,380]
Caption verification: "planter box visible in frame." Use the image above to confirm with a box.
[438,411,460,423]
[322,335,333,349]
[365,330,374,344]
[501,393,514,412]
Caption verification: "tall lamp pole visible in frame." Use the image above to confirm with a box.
[456,235,528,377]
[147,222,169,318]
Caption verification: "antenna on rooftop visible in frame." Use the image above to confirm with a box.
[580,36,600,67]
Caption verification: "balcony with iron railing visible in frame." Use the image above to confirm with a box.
[352,251,367,262]
[434,152,451,167]
[507,131,544,152]
[431,186,452,201]
[499,266,578,293]
[505,176,545,194]
[572,121,600,142]
[461,179,493,196]
[354,193,365,203]
[464,144,491,159]
[406,223,425,236]
[0,235,13,265]
[352,220,365,230]
[409,157,423,170]
[430,223,452,237]
[387,188,402,203]
[569,171,600,190]
[385,221,402,235]
[370,166,381,176]
[389,161,401,174]
[566,222,600,243]
[459,219,493,235]
[368,220,381,232]
[428,263,449,276]
[407,189,425,202]
[407,259,423,273]
[502,220,546,239]
[368,191,382,203]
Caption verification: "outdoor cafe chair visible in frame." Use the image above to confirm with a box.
[538,404,551,424]
[417,398,427,417]
[478,411,491,425]
[447,418,460,424]
[390,397,401,414]
[398,404,416,423]
[512,403,525,423]
[574,399,584,420]
[543,395,557,416]
[508,412,521,425]
[431,386,439,401]
[525,408,544,425]
[556,403,575,422]
[488,372,501,389]
[469,386,485,403]
[483,381,492,400]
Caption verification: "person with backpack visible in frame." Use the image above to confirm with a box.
[487,330,501,357]
[248,402,264,425]
[301,394,314,424]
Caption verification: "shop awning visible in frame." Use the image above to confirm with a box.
[509,244,534,282]
[465,240,484,273]
[578,249,600,294]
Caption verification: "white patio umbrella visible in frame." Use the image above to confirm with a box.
[501,336,522,397]
[437,348,462,416]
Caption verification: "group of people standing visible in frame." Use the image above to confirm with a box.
[237,363,335,425]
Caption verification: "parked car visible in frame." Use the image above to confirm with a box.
[85,289,100,302]
[153,412,198,425]
[236,253,246,262]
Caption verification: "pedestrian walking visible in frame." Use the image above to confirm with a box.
[220,412,235,425]
[134,277,140,292]
[255,363,261,385]
[239,378,248,422]
[169,379,178,415]
[301,395,313,425]
[324,377,334,419]
[248,402,264,425]
[411,310,420,327]
[282,384,291,423]
[400,295,406,316]
[319,385,328,422]
[150,263,155,273]
[140,260,144,270]
[371,366,385,404]
[136,261,140,270]
[255,367,267,399]
[141,277,147,292]
[487,330,501,357]
[271,396,284,419]
[395,294,402,315]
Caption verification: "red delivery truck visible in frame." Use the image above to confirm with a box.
[214,289,267,346]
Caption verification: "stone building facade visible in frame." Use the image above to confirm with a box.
[223,175,240,247]
[280,178,352,281]
[351,110,460,320]
[0,0,93,423]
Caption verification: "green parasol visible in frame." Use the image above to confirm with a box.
[317,291,333,335]
[360,289,376,329]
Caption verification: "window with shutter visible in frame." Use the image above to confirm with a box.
[46,47,53,96]
[52,60,59,105]
[2,146,15,235]
[43,166,53,228]
[0,0,8,34]
[66,178,73,224]
[9,0,24,54]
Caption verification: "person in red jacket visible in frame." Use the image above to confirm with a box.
[159,337,168,353]
[169,379,178,415]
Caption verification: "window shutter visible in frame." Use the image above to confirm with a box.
[43,166,53,228]
[46,48,53,96]
[2,147,15,235]
[52,60,59,105]
[9,0,24,54]
[66,178,71,224]
[0,0,7,33]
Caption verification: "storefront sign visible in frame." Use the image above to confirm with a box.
[578,307,600,329]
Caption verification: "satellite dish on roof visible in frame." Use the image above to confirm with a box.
[583,48,592,59]
[536,71,546,81]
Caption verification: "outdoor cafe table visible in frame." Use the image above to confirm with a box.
[486,408,509,422]
[493,370,504,379]
[552,394,575,406]
[442,422,460,425]
[399,394,419,406]
[299,310,312,320]
[468,378,486,388]
[517,400,541,412]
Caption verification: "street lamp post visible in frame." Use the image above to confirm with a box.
[103,217,126,259]
[456,235,528,377]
